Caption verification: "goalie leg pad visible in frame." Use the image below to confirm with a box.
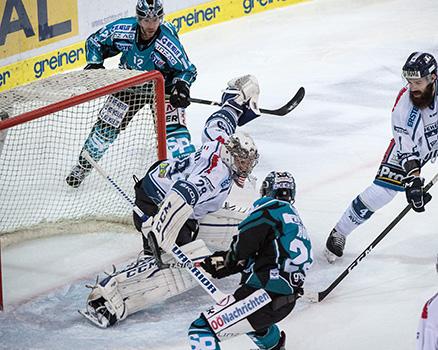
[84,240,212,326]
[198,207,247,250]
[150,191,194,252]
[84,275,127,327]
[121,240,211,314]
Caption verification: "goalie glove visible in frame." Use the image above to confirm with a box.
[221,75,261,126]
[402,175,432,212]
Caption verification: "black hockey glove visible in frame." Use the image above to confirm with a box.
[169,80,191,109]
[84,63,105,70]
[402,175,432,212]
[201,251,244,279]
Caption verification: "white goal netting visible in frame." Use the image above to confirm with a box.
[0,69,166,236]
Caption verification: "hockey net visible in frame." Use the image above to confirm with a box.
[0,69,166,242]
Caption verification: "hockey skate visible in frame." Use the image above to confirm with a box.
[324,229,346,264]
[65,164,91,188]
[78,296,118,328]
[273,331,286,350]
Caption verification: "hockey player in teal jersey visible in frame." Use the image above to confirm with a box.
[66,0,197,187]
[189,171,313,350]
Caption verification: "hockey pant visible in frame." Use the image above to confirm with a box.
[84,239,212,327]
[79,88,194,170]
[188,285,296,350]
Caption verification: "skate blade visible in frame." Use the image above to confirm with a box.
[324,248,338,264]
[78,309,109,328]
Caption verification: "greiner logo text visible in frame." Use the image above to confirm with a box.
[243,0,285,14]
[33,47,84,78]
[171,6,220,32]
[0,70,11,87]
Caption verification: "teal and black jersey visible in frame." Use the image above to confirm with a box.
[231,196,313,296]
[85,17,197,90]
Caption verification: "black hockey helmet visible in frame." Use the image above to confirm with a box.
[136,0,164,20]
[402,52,437,80]
[260,171,296,203]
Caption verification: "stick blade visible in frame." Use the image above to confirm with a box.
[260,87,305,116]
[303,290,320,303]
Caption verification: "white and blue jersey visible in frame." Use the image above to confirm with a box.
[392,82,438,168]
[86,17,197,89]
[140,106,240,220]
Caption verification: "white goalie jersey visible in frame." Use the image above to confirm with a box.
[144,139,233,220]
[141,105,241,220]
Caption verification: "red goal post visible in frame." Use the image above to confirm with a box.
[0,69,166,235]
[0,69,166,310]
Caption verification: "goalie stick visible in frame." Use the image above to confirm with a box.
[306,172,438,303]
[81,151,233,305]
[167,87,305,116]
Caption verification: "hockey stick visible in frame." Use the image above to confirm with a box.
[82,151,232,304]
[167,87,305,116]
[306,172,438,303]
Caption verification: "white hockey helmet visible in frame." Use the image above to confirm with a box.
[221,132,259,186]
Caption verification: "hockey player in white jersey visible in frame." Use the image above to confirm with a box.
[80,74,261,328]
[416,257,438,350]
[325,52,437,263]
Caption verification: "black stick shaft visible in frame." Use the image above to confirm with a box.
[318,173,438,302]
[169,87,305,116]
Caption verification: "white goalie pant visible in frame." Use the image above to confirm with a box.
[86,239,212,324]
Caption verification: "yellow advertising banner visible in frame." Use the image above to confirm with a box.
[0,0,307,92]
[166,0,308,34]
[0,42,85,92]
[0,0,78,59]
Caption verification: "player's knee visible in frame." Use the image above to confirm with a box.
[188,316,220,350]
[359,183,397,211]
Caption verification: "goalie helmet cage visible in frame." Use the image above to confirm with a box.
[0,70,166,310]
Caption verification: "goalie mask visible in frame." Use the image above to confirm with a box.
[221,132,259,187]
[136,0,164,21]
[260,171,296,204]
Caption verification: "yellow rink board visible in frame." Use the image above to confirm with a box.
[0,0,307,92]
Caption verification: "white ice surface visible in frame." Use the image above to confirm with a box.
[2,0,438,349]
